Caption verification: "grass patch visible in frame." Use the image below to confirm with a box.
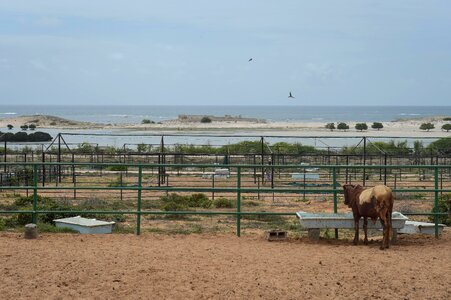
[37,223,78,233]
[242,200,260,207]
[213,197,235,208]
[113,224,135,234]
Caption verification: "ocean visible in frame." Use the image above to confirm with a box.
[1,105,450,124]
[1,105,449,148]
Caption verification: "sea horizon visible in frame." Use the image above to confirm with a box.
[1,105,451,124]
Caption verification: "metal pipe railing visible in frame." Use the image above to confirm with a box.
[0,162,449,238]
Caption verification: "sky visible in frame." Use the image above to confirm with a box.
[0,0,450,106]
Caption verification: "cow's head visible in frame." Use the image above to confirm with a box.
[342,184,355,206]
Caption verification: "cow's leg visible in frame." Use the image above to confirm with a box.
[363,217,369,245]
[379,217,387,250]
[385,210,391,249]
[353,218,359,245]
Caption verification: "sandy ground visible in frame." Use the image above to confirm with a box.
[1,230,450,300]
[1,115,450,138]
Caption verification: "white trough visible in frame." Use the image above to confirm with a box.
[296,211,408,240]
[398,221,446,235]
[296,211,408,229]
[54,216,115,234]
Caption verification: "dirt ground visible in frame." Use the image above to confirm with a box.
[1,230,450,300]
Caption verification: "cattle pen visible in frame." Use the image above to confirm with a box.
[0,161,449,238]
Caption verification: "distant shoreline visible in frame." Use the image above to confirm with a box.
[0,114,450,138]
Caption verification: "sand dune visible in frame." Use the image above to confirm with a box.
[1,114,450,138]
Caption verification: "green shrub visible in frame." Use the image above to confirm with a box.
[371,122,383,130]
[187,193,212,208]
[200,116,212,123]
[106,165,128,172]
[142,119,154,124]
[355,123,368,131]
[420,122,434,131]
[337,122,349,131]
[242,200,260,207]
[14,195,76,225]
[442,124,451,132]
[37,223,78,233]
[429,194,451,226]
[213,197,235,208]
[427,137,451,155]
[0,218,6,231]
[160,193,212,211]
[443,117,451,121]
[160,193,188,211]
[325,123,335,131]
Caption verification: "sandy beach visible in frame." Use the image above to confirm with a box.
[1,114,450,138]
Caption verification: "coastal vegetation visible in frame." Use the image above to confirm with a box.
[355,123,368,131]
[325,123,335,131]
[142,119,155,124]
[201,116,212,123]
[337,122,349,131]
[371,122,383,130]
[441,124,451,132]
[0,131,52,142]
[420,122,435,131]
[7,124,13,130]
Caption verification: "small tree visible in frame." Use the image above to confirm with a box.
[7,124,13,130]
[325,123,335,131]
[20,125,28,131]
[420,123,434,131]
[142,119,154,124]
[201,116,212,123]
[29,124,36,130]
[337,122,349,131]
[355,123,368,131]
[441,124,451,132]
[371,122,383,130]
[137,143,147,153]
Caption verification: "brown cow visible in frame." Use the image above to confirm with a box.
[343,184,394,250]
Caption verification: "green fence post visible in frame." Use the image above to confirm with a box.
[434,167,439,239]
[333,167,338,239]
[237,166,241,237]
[32,164,38,224]
[137,165,142,235]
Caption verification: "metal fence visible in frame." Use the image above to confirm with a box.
[0,162,449,238]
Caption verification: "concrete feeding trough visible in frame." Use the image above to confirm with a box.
[291,173,320,180]
[296,211,408,240]
[398,221,446,235]
[54,216,115,234]
[214,168,230,179]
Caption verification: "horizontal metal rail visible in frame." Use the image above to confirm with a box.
[0,162,449,238]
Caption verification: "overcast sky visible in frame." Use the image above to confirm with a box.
[0,1,450,106]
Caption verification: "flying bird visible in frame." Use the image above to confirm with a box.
[248,58,253,62]
[288,92,295,99]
